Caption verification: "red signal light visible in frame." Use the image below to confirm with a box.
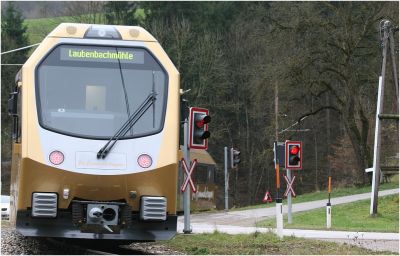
[285,141,302,170]
[196,115,211,128]
[189,107,211,150]
[290,146,300,155]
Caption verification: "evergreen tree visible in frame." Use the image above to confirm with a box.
[1,2,29,161]
[104,1,139,25]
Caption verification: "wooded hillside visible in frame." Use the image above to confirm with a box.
[1,2,398,207]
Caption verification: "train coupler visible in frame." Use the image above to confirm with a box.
[71,200,132,233]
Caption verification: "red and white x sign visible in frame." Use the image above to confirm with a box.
[283,175,296,197]
[181,158,198,193]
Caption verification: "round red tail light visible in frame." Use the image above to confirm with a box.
[49,150,64,165]
[137,154,152,168]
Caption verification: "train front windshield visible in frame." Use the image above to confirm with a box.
[36,45,167,139]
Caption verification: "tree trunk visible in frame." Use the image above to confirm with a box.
[245,106,253,205]
[343,99,369,184]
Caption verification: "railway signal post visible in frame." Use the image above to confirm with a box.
[285,141,302,224]
[182,115,192,233]
[224,147,241,211]
[183,107,211,232]
[286,169,293,224]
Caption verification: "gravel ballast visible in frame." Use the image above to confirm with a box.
[1,224,182,255]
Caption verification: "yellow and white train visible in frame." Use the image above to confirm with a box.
[8,23,180,240]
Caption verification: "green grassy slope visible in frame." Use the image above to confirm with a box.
[159,232,392,255]
[259,194,399,232]
[24,16,78,44]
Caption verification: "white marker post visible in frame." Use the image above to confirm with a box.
[326,203,332,229]
[276,198,283,239]
[326,176,332,229]
[274,142,283,239]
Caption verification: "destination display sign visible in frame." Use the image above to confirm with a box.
[60,46,145,64]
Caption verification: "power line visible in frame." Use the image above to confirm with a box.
[1,43,40,55]
[279,116,308,134]
[1,64,23,66]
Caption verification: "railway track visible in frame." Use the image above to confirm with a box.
[2,226,182,255]
[45,238,153,255]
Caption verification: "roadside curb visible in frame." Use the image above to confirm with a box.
[282,228,399,240]
[177,223,399,241]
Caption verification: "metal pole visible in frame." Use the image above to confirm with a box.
[274,142,283,239]
[286,169,292,224]
[371,20,391,215]
[183,120,191,233]
[388,24,399,104]
[275,82,279,140]
[370,76,384,215]
[224,147,229,211]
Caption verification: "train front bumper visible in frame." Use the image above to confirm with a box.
[16,210,177,241]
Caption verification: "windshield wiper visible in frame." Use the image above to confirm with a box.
[97,91,157,159]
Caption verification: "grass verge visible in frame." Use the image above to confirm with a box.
[258,195,399,232]
[158,231,392,255]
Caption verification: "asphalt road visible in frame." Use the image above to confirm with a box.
[177,188,399,253]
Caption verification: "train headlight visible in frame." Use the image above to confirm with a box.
[49,150,64,165]
[137,154,152,168]
[84,25,121,39]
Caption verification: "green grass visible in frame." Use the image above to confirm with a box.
[230,181,399,212]
[24,16,79,44]
[158,231,392,255]
[258,194,399,233]
[24,9,146,45]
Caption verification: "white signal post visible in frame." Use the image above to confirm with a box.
[284,141,302,225]
[183,107,209,233]
[182,118,192,233]
[224,146,229,211]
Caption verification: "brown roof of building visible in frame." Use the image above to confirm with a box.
[179,146,216,165]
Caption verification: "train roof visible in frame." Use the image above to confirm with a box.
[47,23,157,42]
